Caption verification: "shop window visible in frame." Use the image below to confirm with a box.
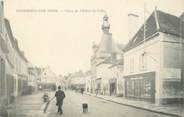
[126,80,135,97]
[144,79,152,97]
[163,80,181,96]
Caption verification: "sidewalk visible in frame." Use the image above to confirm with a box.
[85,92,183,117]
[7,91,54,117]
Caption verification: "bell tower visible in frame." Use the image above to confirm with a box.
[101,14,110,34]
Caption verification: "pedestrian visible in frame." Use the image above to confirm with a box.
[80,88,84,95]
[55,86,65,115]
[95,89,98,96]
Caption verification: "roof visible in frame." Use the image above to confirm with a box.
[96,53,124,67]
[96,38,124,67]
[4,18,28,62]
[98,33,123,54]
[116,43,125,51]
[124,10,184,52]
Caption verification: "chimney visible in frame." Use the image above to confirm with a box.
[128,13,139,40]
[180,12,184,22]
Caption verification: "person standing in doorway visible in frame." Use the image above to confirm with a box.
[55,86,65,115]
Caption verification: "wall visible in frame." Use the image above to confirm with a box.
[85,75,92,92]
[4,19,29,96]
[124,33,162,76]
[124,32,184,103]
[124,32,162,100]
[109,66,124,96]
[160,33,184,99]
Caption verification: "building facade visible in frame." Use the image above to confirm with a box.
[90,15,124,96]
[0,1,29,115]
[28,65,39,93]
[0,2,9,114]
[4,18,29,98]
[37,66,57,91]
[108,63,124,96]
[124,10,184,104]
[67,71,86,91]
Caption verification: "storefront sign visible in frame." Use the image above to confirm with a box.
[162,68,181,80]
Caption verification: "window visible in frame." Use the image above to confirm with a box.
[139,52,147,71]
[130,58,134,73]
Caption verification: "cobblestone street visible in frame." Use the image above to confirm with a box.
[8,92,47,117]
[45,91,178,117]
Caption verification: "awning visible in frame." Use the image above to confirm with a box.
[124,72,155,79]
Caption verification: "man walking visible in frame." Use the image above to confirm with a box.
[55,86,65,115]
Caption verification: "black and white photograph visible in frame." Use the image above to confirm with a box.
[0,0,184,117]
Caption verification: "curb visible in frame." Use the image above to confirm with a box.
[85,93,181,117]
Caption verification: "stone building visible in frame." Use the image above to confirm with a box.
[4,18,29,97]
[90,15,124,96]
[123,10,184,104]
[0,1,29,115]
[0,0,29,101]
[67,71,86,91]
[108,59,124,96]
[28,65,39,93]
[37,66,57,91]
[0,1,9,115]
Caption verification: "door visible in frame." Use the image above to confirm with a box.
[0,58,5,97]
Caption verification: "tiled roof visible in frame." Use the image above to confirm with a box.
[98,33,123,54]
[4,18,28,62]
[124,10,184,52]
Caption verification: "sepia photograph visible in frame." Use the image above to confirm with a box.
[0,0,184,117]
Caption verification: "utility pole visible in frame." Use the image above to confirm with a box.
[179,13,184,115]
[143,2,146,46]
[180,16,184,89]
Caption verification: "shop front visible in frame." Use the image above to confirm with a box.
[6,74,14,104]
[109,78,117,96]
[95,78,102,94]
[124,72,156,103]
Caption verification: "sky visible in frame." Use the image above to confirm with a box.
[3,0,184,75]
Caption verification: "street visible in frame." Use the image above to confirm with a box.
[8,92,46,117]
[45,91,174,117]
[1,1,184,117]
